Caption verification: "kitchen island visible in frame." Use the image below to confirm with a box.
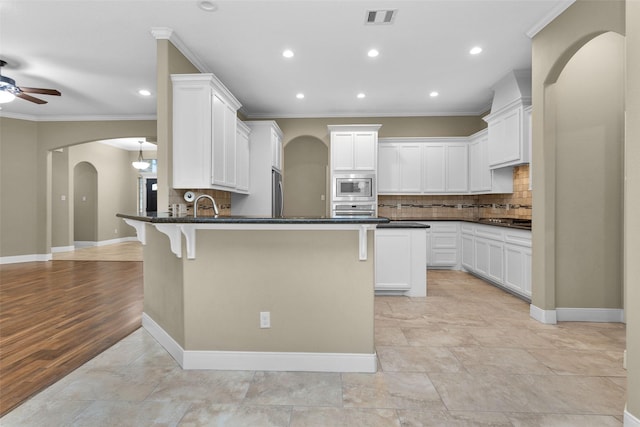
[118,213,389,373]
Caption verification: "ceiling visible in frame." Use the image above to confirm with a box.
[0,0,573,121]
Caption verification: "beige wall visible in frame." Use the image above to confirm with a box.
[72,162,98,242]
[51,149,71,247]
[68,142,140,243]
[283,136,328,217]
[275,116,486,148]
[625,0,640,419]
[0,117,155,258]
[0,118,39,257]
[554,32,624,309]
[143,224,185,347]
[530,0,624,311]
[531,0,638,419]
[182,229,375,353]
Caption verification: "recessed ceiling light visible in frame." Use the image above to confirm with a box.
[367,49,379,58]
[469,46,483,55]
[430,91,439,97]
[138,89,152,96]
[296,93,305,99]
[282,49,294,58]
[357,93,366,99]
[197,1,217,12]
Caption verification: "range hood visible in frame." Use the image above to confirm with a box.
[489,69,532,114]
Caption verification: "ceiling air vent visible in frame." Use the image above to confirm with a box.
[365,9,397,25]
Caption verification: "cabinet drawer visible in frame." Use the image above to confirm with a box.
[431,234,457,249]
[475,225,504,241]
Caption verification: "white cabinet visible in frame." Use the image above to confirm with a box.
[469,129,514,194]
[172,73,242,191]
[419,221,460,269]
[271,127,283,172]
[378,138,469,195]
[231,121,283,216]
[484,102,530,169]
[329,125,381,172]
[461,222,531,299]
[375,227,428,297]
[235,120,251,193]
[378,143,421,193]
[422,143,469,192]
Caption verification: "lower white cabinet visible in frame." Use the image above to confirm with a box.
[418,222,460,269]
[461,223,531,298]
[375,227,427,297]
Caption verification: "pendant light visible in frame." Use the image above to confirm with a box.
[132,141,150,170]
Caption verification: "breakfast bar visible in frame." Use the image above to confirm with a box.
[118,213,389,373]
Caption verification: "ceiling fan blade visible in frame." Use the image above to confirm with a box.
[19,87,61,96]
[17,92,47,104]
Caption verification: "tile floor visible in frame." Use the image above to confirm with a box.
[1,270,626,426]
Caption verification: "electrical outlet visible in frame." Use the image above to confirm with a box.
[457,204,462,210]
[320,194,325,201]
[114,228,118,234]
[397,203,401,210]
[260,311,270,328]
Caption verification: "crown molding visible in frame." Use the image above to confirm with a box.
[526,0,575,38]
[0,112,156,122]
[150,26,208,73]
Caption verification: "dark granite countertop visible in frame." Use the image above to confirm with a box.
[117,212,390,225]
[377,222,430,229]
[386,218,531,230]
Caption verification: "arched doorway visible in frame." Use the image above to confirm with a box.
[283,136,328,217]
[539,31,625,315]
[73,162,98,246]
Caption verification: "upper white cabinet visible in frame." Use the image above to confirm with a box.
[329,125,381,172]
[378,143,421,193]
[271,126,283,172]
[172,73,242,191]
[483,70,531,169]
[378,138,468,195]
[468,130,513,194]
[231,121,283,216]
[235,120,251,194]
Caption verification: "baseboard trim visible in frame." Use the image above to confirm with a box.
[142,312,377,373]
[529,304,557,324]
[0,253,52,265]
[556,307,624,323]
[75,237,137,248]
[51,245,75,253]
[141,313,184,366]
[625,406,640,427]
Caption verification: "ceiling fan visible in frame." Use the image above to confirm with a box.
[0,60,61,104]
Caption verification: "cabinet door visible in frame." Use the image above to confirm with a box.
[399,144,422,192]
[375,230,412,291]
[211,93,226,186]
[487,240,504,283]
[461,234,475,271]
[331,133,355,170]
[378,144,399,193]
[422,145,446,192]
[271,128,282,171]
[224,103,237,187]
[446,144,468,192]
[469,134,491,192]
[504,244,532,297]
[172,82,212,189]
[488,107,522,168]
[236,125,250,193]
[353,132,376,170]
[474,238,490,277]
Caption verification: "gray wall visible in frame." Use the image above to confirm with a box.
[73,161,98,242]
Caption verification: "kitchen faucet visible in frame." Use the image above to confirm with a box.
[193,194,219,217]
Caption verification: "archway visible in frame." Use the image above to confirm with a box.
[73,162,98,245]
[283,136,328,217]
[540,31,625,316]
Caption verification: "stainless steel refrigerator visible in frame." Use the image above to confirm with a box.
[272,169,283,217]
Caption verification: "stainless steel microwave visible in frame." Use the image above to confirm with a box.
[333,174,375,202]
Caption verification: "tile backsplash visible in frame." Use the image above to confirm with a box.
[378,165,531,221]
[168,188,232,216]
